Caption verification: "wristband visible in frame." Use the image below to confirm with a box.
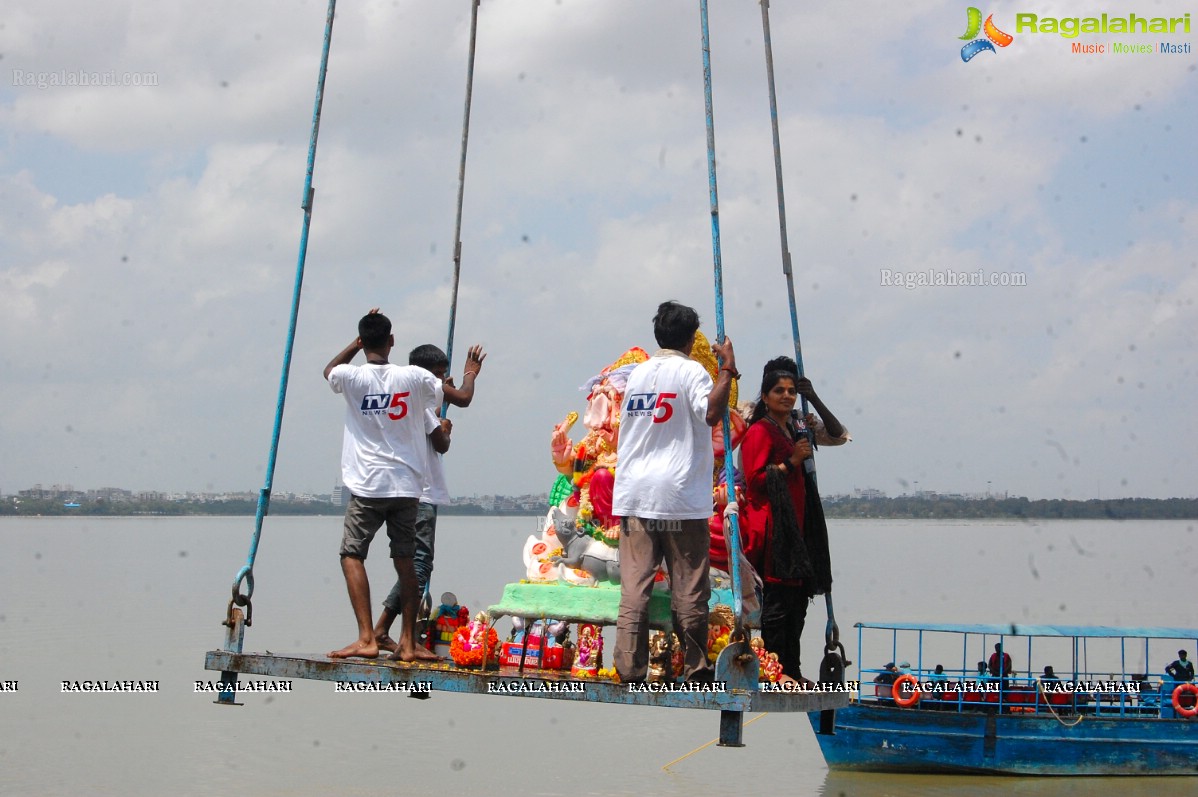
[720,366,740,380]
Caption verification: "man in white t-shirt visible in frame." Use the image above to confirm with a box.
[612,301,737,684]
[373,342,485,657]
[323,309,447,662]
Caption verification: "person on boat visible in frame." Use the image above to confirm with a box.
[738,357,847,687]
[1041,666,1081,712]
[873,662,899,703]
[1040,665,1061,699]
[612,301,736,685]
[975,661,990,688]
[988,643,1013,676]
[988,642,1013,688]
[323,309,446,663]
[1166,649,1194,682]
[874,662,899,685]
[372,343,486,656]
[925,663,953,706]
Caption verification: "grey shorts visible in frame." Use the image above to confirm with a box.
[339,495,419,560]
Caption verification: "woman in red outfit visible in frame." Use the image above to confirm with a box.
[740,358,846,684]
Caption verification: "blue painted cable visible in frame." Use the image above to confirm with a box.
[699,0,745,627]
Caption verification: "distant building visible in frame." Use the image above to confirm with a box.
[88,487,134,503]
[854,488,887,500]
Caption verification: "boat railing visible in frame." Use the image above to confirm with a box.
[860,666,1171,718]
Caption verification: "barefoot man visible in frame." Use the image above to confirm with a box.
[324,309,444,662]
[372,342,486,656]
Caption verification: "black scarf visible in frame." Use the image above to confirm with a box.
[763,421,833,595]
[802,467,833,595]
[765,464,814,585]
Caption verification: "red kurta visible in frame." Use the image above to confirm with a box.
[740,418,806,583]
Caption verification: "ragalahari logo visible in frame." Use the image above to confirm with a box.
[960,7,1014,61]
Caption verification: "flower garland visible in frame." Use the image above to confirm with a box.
[449,622,499,668]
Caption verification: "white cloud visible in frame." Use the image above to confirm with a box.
[1,0,1195,499]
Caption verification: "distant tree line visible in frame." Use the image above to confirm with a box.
[0,497,522,517]
[823,495,1198,520]
[4,494,1197,520]
[4,494,1198,519]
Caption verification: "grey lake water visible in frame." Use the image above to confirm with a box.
[1,515,1196,796]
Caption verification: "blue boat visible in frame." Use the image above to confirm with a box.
[808,622,1198,776]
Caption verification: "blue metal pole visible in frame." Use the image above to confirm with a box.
[229,0,338,621]
[699,0,744,627]
[442,0,482,418]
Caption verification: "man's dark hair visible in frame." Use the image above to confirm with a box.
[358,313,392,349]
[409,344,449,372]
[652,301,701,350]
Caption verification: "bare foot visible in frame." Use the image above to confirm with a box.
[328,640,380,659]
[374,633,400,654]
[390,644,441,663]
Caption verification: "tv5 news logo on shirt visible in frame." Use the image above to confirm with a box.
[360,392,411,420]
[625,392,678,423]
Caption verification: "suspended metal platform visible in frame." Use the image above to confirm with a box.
[204,647,849,746]
[204,648,846,711]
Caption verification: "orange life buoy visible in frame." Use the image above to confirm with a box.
[1172,682,1198,718]
[892,673,921,707]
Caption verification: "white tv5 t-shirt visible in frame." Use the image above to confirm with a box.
[421,380,449,505]
[611,351,714,520]
[328,363,439,499]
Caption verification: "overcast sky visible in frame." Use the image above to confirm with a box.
[2,0,1195,501]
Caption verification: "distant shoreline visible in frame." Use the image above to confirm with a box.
[3,496,1195,519]
[822,495,1198,520]
[0,501,535,518]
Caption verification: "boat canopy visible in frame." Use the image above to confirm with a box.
[855,621,1198,640]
